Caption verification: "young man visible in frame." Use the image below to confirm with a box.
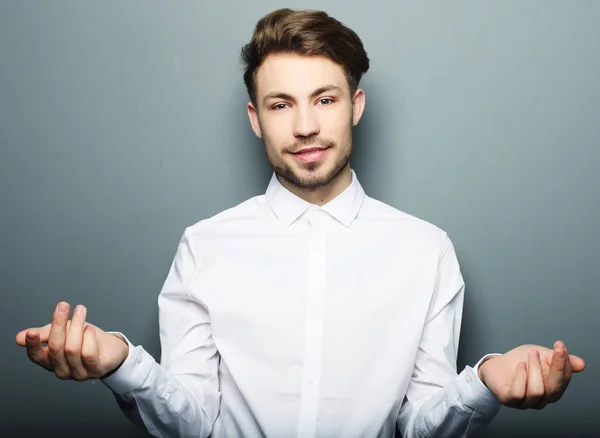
[16,8,585,438]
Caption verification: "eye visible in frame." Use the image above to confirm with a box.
[272,103,289,110]
[317,98,335,105]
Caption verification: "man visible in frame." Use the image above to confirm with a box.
[16,8,585,438]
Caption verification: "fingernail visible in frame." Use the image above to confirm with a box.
[74,305,84,314]
[557,349,565,359]
[57,302,68,313]
[26,331,37,340]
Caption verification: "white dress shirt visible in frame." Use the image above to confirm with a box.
[102,170,501,438]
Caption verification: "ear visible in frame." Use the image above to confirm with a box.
[351,88,366,126]
[247,102,262,138]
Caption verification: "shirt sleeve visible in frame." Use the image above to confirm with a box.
[396,234,502,438]
[100,231,221,438]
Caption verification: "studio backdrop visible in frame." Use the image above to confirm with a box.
[1,1,598,437]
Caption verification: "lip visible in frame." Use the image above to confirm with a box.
[292,147,329,163]
[294,147,327,154]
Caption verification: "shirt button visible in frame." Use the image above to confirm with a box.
[307,379,315,386]
[310,246,321,255]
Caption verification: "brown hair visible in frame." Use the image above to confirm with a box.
[241,8,370,105]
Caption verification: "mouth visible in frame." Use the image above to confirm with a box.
[292,146,330,164]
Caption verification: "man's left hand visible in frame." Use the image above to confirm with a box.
[478,341,585,409]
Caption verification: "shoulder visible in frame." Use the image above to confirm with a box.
[360,196,452,253]
[182,194,267,242]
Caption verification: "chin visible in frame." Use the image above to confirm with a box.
[285,165,338,189]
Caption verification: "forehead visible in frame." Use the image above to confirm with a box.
[255,53,348,97]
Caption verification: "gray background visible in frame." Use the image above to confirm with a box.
[1,1,598,437]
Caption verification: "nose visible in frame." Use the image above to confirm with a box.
[293,106,320,138]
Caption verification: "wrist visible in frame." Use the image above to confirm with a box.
[477,355,497,386]
[100,334,129,379]
[478,361,486,383]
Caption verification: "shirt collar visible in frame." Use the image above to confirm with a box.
[265,169,366,228]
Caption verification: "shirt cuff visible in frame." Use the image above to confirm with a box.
[473,353,503,381]
[456,355,503,415]
[100,332,155,395]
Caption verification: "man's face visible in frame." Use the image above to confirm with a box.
[248,54,364,190]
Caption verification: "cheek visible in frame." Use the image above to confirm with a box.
[321,107,353,135]
[324,119,352,145]
[261,129,285,160]
[262,116,294,148]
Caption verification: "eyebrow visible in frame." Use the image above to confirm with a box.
[262,85,343,106]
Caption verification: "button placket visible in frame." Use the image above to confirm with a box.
[297,209,327,437]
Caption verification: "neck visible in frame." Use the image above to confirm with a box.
[278,164,352,206]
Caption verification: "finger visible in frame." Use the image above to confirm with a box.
[47,302,71,379]
[25,330,51,371]
[546,341,567,396]
[563,345,573,383]
[506,361,528,408]
[16,323,52,346]
[524,349,545,408]
[64,305,88,381]
[556,341,586,373]
[81,324,100,374]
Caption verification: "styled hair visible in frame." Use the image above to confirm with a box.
[241,8,370,105]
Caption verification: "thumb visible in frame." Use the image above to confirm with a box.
[81,324,101,371]
[568,354,586,373]
[16,323,52,346]
[15,329,28,347]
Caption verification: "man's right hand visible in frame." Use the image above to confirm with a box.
[15,302,129,381]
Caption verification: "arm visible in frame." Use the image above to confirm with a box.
[101,231,221,438]
[396,235,501,438]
